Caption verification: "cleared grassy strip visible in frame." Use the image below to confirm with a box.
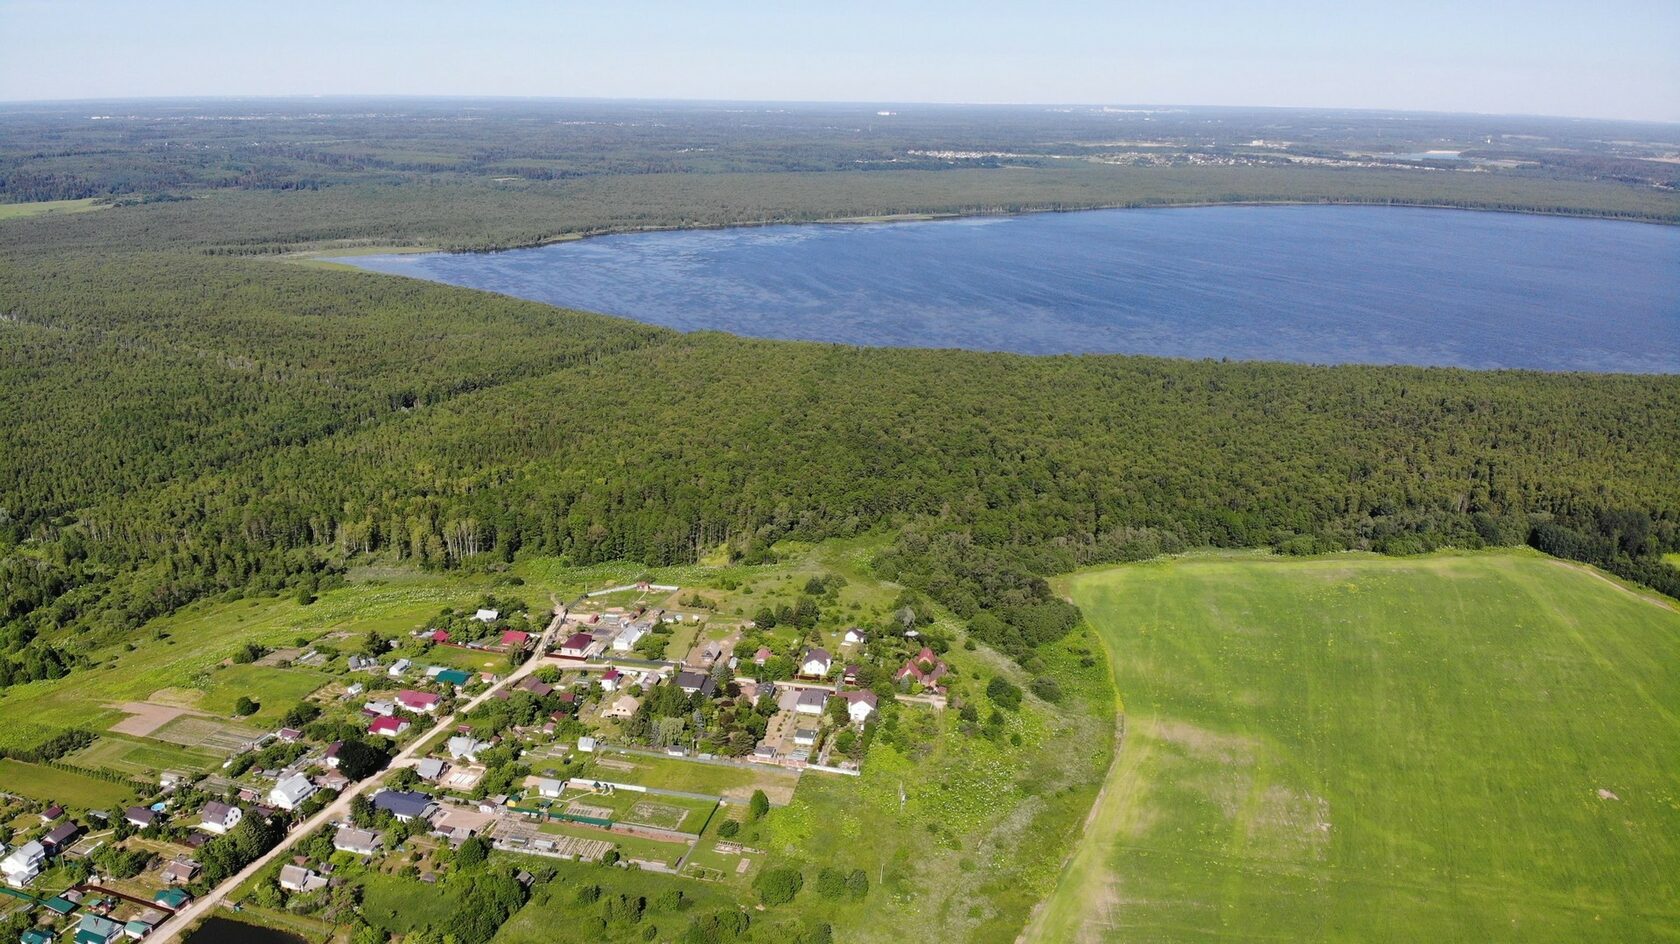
[0,758,138,808]
[0,198,104,220]
[1030,550,1680,943]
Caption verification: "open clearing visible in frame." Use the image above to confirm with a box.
[1026,550,1680,943]
[0,197,105,221]
[0,758,137,808]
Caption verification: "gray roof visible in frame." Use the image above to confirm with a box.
[373,789,435,820]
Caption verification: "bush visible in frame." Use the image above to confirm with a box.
[748,790,769,822]
[986,677,1022,710]
[1030,676,1063,703]
[717,819,740,838]
[755,866,803,905]
[233,695,259,716]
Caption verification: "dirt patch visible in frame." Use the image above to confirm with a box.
[108,702,201,738]
[1152,719,1259,764]
[256,648,302,667]
[1597,788,1620,800]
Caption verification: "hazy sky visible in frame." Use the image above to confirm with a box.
[3,0,1677,122]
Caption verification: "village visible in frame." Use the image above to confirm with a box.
[0,574,962,943]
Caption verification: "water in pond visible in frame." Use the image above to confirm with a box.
[339,206,1680,372]
[185,916,306,944]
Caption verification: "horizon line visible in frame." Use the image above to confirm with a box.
[0,93,1674,127]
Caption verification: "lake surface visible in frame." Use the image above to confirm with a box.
[339,206,1680,372]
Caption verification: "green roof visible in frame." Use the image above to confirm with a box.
[152,888,189,908]
[436,669,471,686]
[44,896,76,914]
[21,929,55,944]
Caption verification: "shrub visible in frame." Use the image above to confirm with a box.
[755,866,803,905]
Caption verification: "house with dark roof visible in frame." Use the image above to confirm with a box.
[500,630,530,649]
[122,807,157,829]
[558,633,597,658]
[675,670,716,697]
[895,647,950,692]
[42,821,82,854]
[372,789,436,823]
[841,689,879,723]
[369,715,409,737]
[794,689,828,715]
[395,689,441,714]
[333,827,383,856]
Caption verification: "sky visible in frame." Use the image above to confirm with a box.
[2,0,1677,123]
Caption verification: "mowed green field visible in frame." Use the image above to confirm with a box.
[1029,550,1680,943]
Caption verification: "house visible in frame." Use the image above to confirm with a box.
[843,664,861,685]
[74,915,123,944]
[395,690,441,714]
[123,806,157,829]
[345,683,365,697]
[603,694,640,719]
[599,668,623,692]
[577,736,597,753]
[612,624,648,652]
[268,774,317,811]
[428,629,451,644]
[799,648,832,677]
[347,655,378,672]
[416,758,448,781]
[518,676,553,697]
[793,728,818,747]
[123,910,164,939]
[434,668,472,689]
[323,741,343,768]
[558,632,596,659]
[363,699,396,717]
[21,928,55,944]
[369,715,409,737]
[1,840,44,888]
[841,690,879,723]
[753,647,772,666]
[196,801,242,835]
[277,727,302,743]
[333,827,382,856]
[41,821,82,854]
[317,769,350,792]
[278,864,326,893]
[373,790,436,822]
[675,670,716,697]
[160,859,200,884]
[153,887,190,910]
[447,736,489,762]
[474,608,500,623]
[895,647,950,691]
[40,805,65,823]
[500,630,530,649]
[795,689,828,715]
[753,743,778,760]
[533,778,564,799]
[843,628,867,646]
[45,894,78,916]
[387,658,412,677]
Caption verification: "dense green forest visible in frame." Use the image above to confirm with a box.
[2,101,1678,689]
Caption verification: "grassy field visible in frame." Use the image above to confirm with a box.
[0,197,104,220]
[67,734,223,777]
[0,759,137,808]
[575,752,801,804]
[1026,550,1680,943]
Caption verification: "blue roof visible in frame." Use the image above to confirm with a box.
[373,789,434,819]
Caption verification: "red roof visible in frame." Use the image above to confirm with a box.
[396,689,440,709]
[560,632,594,651]
[429,630,450,643]
[501,630,530,647]
[369,716,406,735]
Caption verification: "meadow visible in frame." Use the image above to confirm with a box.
[0,758,137,808]
[1026,550,1680,943]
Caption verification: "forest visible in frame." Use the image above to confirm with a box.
[1,100,1678,690]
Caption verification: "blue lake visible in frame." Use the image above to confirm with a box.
[339,206,1680,372]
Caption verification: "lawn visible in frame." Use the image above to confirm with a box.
[490,857,739,944]
[360,869,464,934]
[68,734,223,777]
[1026,550,1680,943]
[575,752,800,804]
[0,759,138,808]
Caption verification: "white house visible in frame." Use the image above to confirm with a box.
[841,690,879,724]
[1,840,45,888]
[599,668,622,692]
[198,801,243,835]
[363,699,396,717]
[612,624,648,652]
[387,658,412,678]
[474,608,500,623]
[268,774,317,811]
[447,736,489,762]
[795,689,828,715]
[577,736,597,753]
[842,628,867,646]
[799,648,832,677]
[533,777,564,799]
[793,728,818,747]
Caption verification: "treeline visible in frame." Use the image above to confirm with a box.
[1530,510,1680,598]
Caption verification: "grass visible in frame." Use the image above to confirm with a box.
[536,819,690,866]
[575,752,800,804]
[490,857,738,943]
[0,759,137,808]
[67,734,222,777]
[360,869,464,934]
[1026,549,1680,943]
[0,198,104,220]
